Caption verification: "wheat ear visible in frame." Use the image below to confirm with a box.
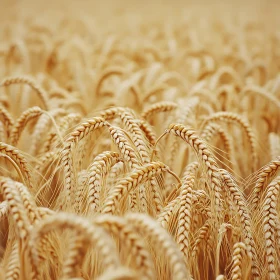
[60,117,108,205]
[176,162,199,260]
[221,170,260,279]
[192,220,211,258]
[30,108,66,155]
[166,123,224,216]
[251,156,280,209]
[43,113,81,153]
[201,122,234,169]
[0,177,30,240]
[14,181,39,225]
[4,242,20,280]
[261,176,280,280]
[85,151,121,212]
[242,85,280,109]
[201,112,258,170]
[119,110,152,211]
[0,178,38,279]
[230,242,247,280]
[94,214,155,280]
[0,104,14,137]
[157,196,180,229]
[137,119,157,146]
[141,101,177,120]
[30,212,120,279]
[0,76,49,110]
[10,106,42,146]
[102,162,171,215]
[126,213,191,280]
[0,142,32,188]
[95,67,124,96]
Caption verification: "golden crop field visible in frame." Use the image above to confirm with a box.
[0,0,279,279]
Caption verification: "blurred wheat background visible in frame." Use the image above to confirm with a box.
[0,0,280,279]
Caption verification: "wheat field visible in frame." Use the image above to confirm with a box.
[0,0,280,279]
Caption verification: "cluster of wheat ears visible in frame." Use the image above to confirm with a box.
[0,1,279,279]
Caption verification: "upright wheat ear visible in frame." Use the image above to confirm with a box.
[0,178,38,280]
[165,123,223,217]
[14,181,39,224]
[94,214,155,280]
[85,151,121,212]
[126,213,192,280]
[30,212,120,279]
[220,169,259,279]
[119,110,153,209]
[120,109,150,162]
[60,117,109,205]
[0,178,31,239]
[230,242,247,280]
[261,176,280,280]
[108,125,140,169]
[176,162,198,261]
[5,242,20,280]
[0,76,49,110]
[192,221,211,259]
